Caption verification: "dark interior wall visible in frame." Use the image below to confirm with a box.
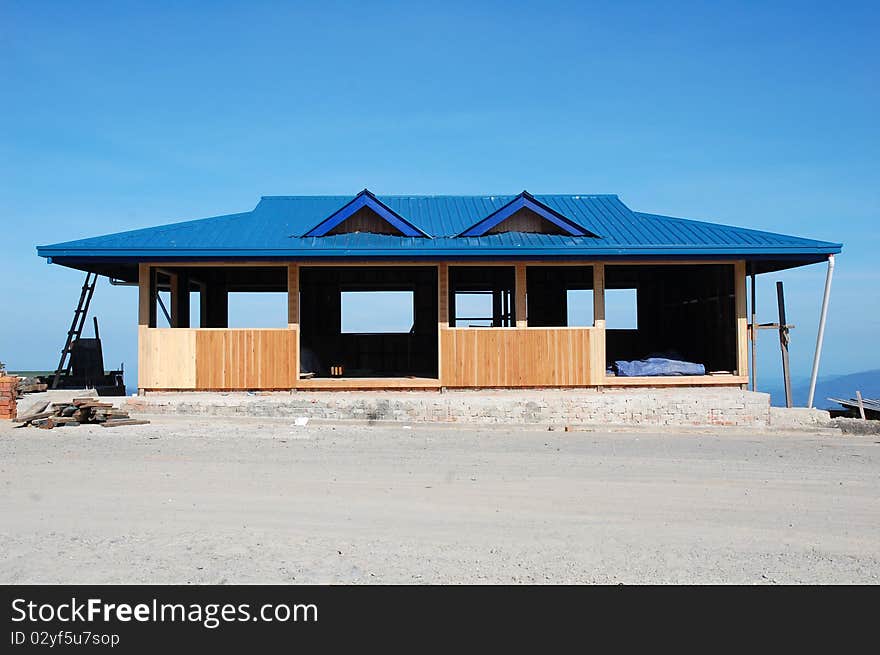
[448,266,515,327]
[300,267,438,377]
[525,266,593,327]
[605,264,736,372]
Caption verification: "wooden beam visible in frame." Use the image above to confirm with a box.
[515,263,527,327]
[735,261,748,378]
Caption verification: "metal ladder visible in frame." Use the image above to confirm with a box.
[51,272,98,389]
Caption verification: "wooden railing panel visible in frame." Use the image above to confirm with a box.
[138,327,197,389]
[440,327,596,387]
[195,329,297,390]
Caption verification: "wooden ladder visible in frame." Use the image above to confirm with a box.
[51,272,98,389]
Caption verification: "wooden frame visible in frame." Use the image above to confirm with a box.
[136,258,750,392]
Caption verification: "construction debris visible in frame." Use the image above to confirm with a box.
[828,396,880,420]
[0,376,18,419]
[13,398,150,429]
[16,377,48,394]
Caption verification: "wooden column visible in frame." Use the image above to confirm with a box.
[515,263,527,328]
[138,263,155,328]
[287,263,300,388]
[170,271,190,328]
[735,261,748,378]
[287,264,300,328]
[437,263,449,385]
[593,263,606,328]
[437,264,449,327]
[592,263,606,384]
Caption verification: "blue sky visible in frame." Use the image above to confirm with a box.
[1,1,877,394]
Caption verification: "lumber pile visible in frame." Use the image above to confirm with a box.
[829,396,880,420]
[0,376,18,420]
[13,398,150,429]
[16,377,48,394]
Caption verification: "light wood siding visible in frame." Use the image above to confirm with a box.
[440,327,596,387]
[194,329,297,389]
[138,326,197,389]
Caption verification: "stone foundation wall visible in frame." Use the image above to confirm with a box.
[126,387,773,428]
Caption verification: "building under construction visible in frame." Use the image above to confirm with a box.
[36,191,841,401]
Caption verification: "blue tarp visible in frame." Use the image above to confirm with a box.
[614,357,705,377]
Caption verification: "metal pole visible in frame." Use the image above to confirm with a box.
[807,254,835,408]
[750,271,757,391]
[776,281,793,408]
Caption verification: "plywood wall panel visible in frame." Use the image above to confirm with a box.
[194,329,297,390]
[440,328,595,387]
[138,327,197,389]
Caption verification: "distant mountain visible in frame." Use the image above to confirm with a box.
[765,369,880,408]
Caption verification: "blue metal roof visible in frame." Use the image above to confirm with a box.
[37,193,841,272]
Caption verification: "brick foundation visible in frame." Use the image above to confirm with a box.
[126,387,773,429]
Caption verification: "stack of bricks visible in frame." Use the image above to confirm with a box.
[0,376,18,420]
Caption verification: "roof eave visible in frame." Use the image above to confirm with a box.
[37,244,842,261]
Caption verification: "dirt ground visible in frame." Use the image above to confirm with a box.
[1,415,878,584]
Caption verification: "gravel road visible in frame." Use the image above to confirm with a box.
[1,416,877,584]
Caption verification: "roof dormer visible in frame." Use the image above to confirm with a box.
[303,189,431,237]
[457,191,597,237]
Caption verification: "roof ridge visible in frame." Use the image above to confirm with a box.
[260,193,620,199]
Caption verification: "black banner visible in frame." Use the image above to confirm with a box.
[1,585,873,651]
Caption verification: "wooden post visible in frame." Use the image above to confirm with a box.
[170,271,190,328]
[856,390,866,420]
[593,263,605,328]
[734,261,748,379]
[592,263,606,384]
[776,281,793,408]
[287,264,300,328]
[750,271,757,391]
[438,263,448,386]
[287,264,300,389]
[138,263,155,328]
[515,263,527,328]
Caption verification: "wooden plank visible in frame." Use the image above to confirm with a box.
[194,328,296,390]
[138,327,197,389]
[734,261,748,377]
[297,377,440,390]
[439,327,595,387]
[605,375,748,387]
[856,390,866,420]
